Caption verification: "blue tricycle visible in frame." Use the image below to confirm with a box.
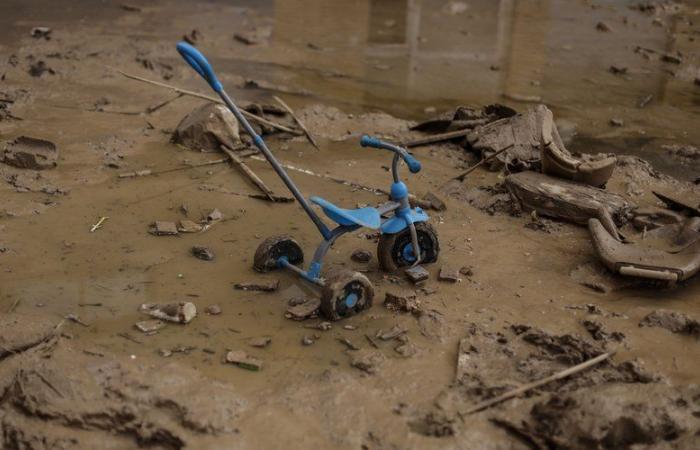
[177,42,440,320]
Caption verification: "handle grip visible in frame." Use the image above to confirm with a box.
[360,135,421,173]
[176,42,223,93]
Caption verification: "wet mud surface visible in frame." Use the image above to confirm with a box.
[1,0,700,449]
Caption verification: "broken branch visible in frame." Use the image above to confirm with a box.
[220,145,276,201]
[117,70,301,135]
[273,95,319,150]
[452,144,514,181]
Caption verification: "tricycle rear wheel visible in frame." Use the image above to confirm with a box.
[320,269,374,321]
[377,221,440,272]
[253,235,304,272]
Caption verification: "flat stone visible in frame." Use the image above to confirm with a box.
[438,266,461,283]
[350,350,385,374]
[192,246,215,261]
[351,249,372,263]
[206,208,223,222]
[178,220,203,233]
[247,336,272,348]
[285,298,321,321]
[405,265,429,284]
[134,320,165,334]
[225,350,263,371]
[377,325,407,341]
[150,221,178,236]
[205,304,222,315]
[172,103,240,152]
[423,191,446,211]
[139,302,197,324]
[234,280,279,292]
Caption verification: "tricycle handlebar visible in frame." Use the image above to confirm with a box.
[360,135,421,173]
[176,41,223,93]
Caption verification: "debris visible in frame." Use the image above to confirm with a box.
[182,29,201,46]
[191,246,215,261]
[350,350,385,374]
[639,309,700,337]
[405,265,429,284]
[661,53,682,64]
[225,350,263,371]
[581,319,625,342]
[220,145,276,201]
[378,325,406,341]
[118,169,152,178]
[119,70,300,134]
[438,266,460,283]
[422,192,446,211]
[301,335,315,346]
[609,118,624,127]
[205,304,222,315]
[609,65,627,75]
[234,280,279,292]
[652,191,700,216]
[285,298,321,321]
[149,221,178,236]
[404,128,473,148]
[248,336,272,348]
[120,3,141,12]
[394,342,417,358]
[172,103,240,152]
[29,61,55,77]
[273,95,319,150]
[384,292,421,314]
[206,208,223,222]
[305,321,332,331]
[460,352,613,415]
[30,27,52,39]
[178,219,203,233]
[596,21,612,32]
[638,93,654,108]
[505,171,634,227]
[337,337,359,350]
[351,249,372,263]
[117,332,143,344]
[1,136,58,170]
[139,302,197,324]
[89,216,108,233]
[134,320,165,334]
[234,27,271,45]
[662,144,700,163]
[459,266,474,277]
[65,313,89,327]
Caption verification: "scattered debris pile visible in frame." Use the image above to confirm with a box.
[1,136,58,170]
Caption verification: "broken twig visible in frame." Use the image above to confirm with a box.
[273,95,319,150]
[459,351,613,417]
[452,144,514,181]
[90,216,108,232]
[403,128,473,148]
[221,145,276,201]
[117,70,301,135]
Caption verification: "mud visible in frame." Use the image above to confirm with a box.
[1,0,700,449]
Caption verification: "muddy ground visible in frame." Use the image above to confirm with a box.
[1,1,700,449]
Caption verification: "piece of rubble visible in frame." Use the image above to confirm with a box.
[171,103,240,152]
[438,266,460,283]
[225,350,263,371]
[639,309,700,337]
[247,336,272,348]
[395,342,417,358]
[581,319,625,342]
[351,249,372,263]
[422,192,446,211]
[305,321,332,331]
[596,21,612,32]
[338,337,359,350]
[459,266,474,277]
[285,298,321,321]
[139,302,197,324]
[301,335,315,346]
[31,26,52,39]
[405,265,429,284]
[1,136,58,170]
[233,27,272,46]
[234,280,279,292]
[150,221,178,236]
[178,219,203,233]
[384,292,421,314]
[192,246,215,261]
[206,304,222,315]
[378,325,407,341]
[135,320,165,334]
[206,208,223,222]
[350,350,385,374]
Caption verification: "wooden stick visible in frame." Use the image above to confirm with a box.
[460,351,613,416]
[273,95,319,150]
[403,128,473,148]
[220,145,275,201]
[452,144,514,181]
[117,70,301,135]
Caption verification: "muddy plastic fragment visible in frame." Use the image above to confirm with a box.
[285,298,321,320]
[234,280,279,292]
[30,27,52,39]
[248,336,272,348]
[1,136,58,170]
[438,266,460,283]
[405,265,429,284]
[140,302,197,324]
[639,309,700,337]
[205,304,222,315]
[192,246,215,261]
[350,350,384,374]
[178,219,203,233]
[172,103,240,152]
[135,319,165,334]
[384,292,421,314]
[225,350,263,371]
[351,249,372,263]
[150,221,178,236]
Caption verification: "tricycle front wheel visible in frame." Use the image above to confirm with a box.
[377,221,440,272]
[320,269,374,321]
[253,235,304,272]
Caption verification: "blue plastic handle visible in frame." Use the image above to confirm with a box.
[176,42,223,93]
[404,153,422,173]
[360,135,421,173]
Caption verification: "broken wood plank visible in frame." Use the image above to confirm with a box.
[273,95,319,150]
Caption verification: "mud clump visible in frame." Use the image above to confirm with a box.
[171,103,240,152]
[493,383,700,450]
[639,309,700,337]
[1,136,58,170]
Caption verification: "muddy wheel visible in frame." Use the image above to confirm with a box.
[253,235,304,272]
[320,270,374,321]
[377,221,440,272]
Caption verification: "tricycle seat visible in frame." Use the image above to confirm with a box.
[310,196,381,229]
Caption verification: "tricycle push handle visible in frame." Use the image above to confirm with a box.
[176,42,223,93]
[360,135,421,173]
